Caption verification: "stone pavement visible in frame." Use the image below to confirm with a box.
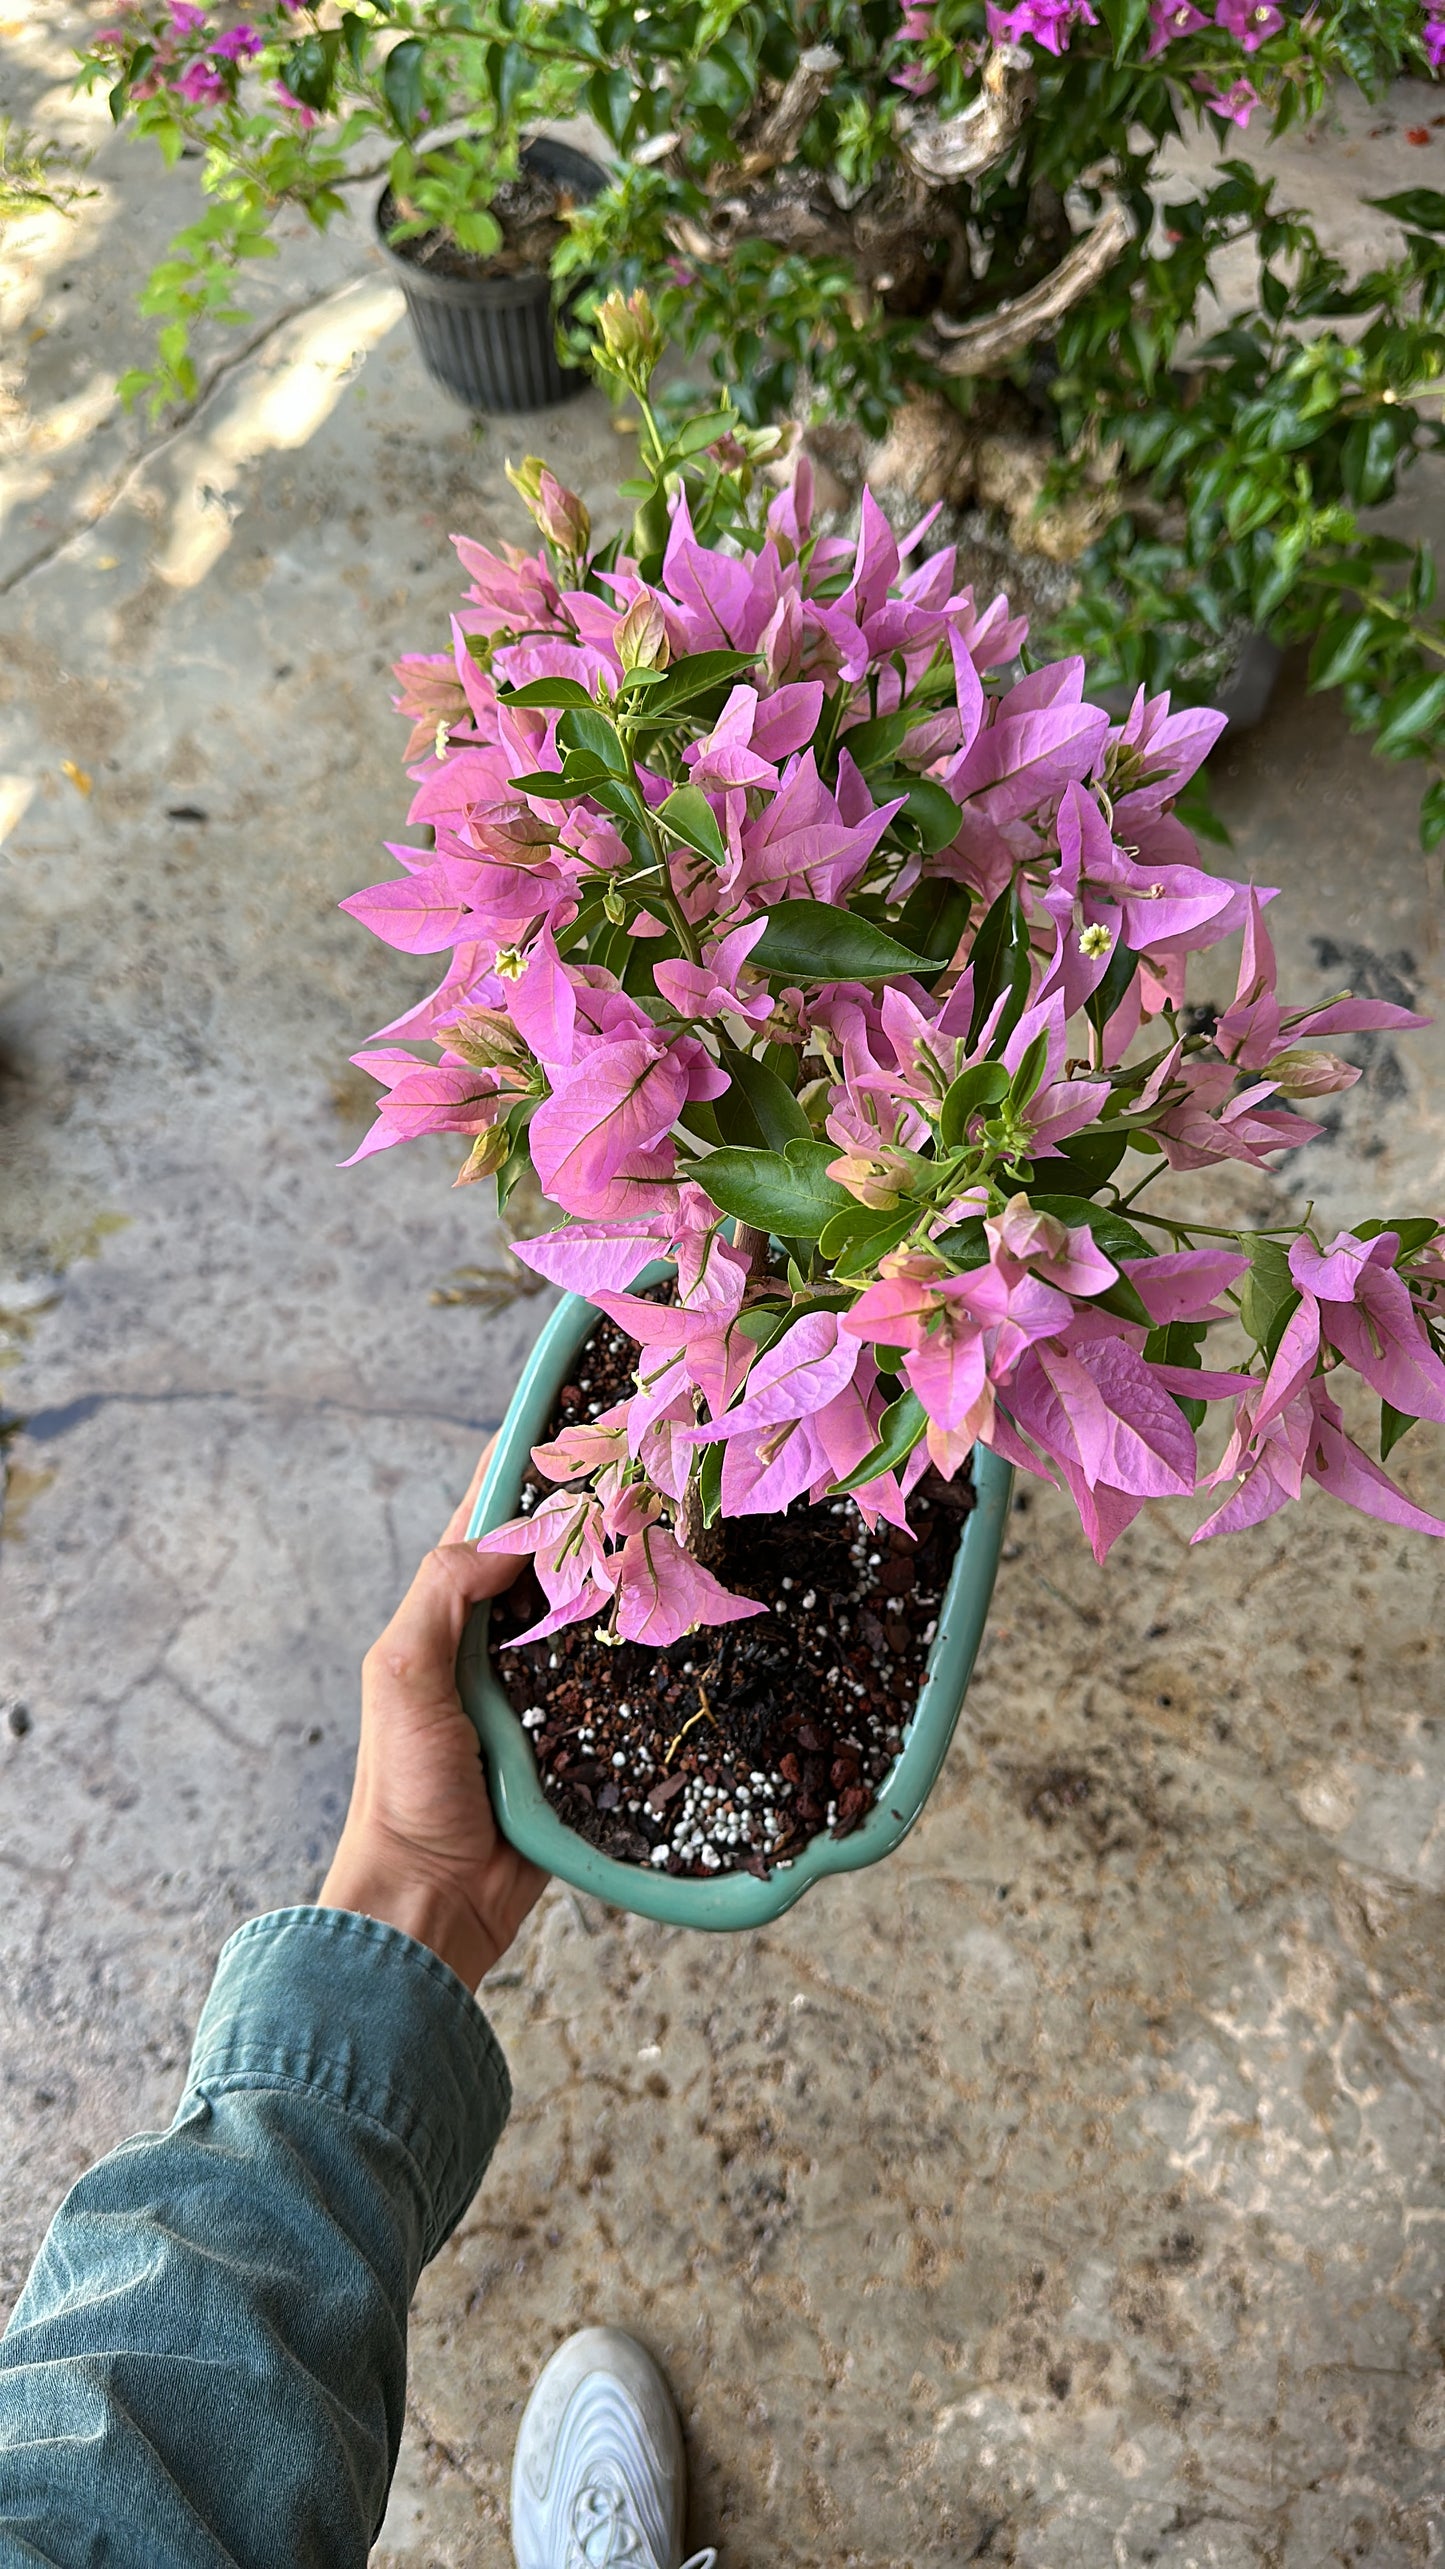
[2,11,1445,2561]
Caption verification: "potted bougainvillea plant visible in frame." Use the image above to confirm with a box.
[342,295,1445,1928]
[79,1,597,414]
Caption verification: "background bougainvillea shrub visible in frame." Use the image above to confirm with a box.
[83,6,1445,838]
[343,300,1445,1655]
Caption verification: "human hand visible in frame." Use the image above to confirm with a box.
[320,1443,549,1989]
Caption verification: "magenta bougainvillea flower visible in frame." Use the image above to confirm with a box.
[985,0,1099,52]
[1213,0,1284,46]
[342,356,1445,1640]
[175,57,226,101]
[1194,72,1260,122]
[1146,0,1209,52]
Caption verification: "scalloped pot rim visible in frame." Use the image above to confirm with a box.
[456,1275,1012,1930]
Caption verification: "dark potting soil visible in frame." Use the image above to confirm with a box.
[382,166,576,282]
[486,1312,974,1881]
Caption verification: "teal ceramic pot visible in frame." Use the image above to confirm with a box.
[458,1281,1013,1930]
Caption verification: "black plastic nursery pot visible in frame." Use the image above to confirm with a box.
[375,136,604,415]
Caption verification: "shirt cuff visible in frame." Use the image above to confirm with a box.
[182,1906,512,2260]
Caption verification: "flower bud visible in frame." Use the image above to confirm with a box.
[471,804,558,866]
[992,1193,1069,1262]
[592,288,665,391]
[827,1153,905,1211]
[878,1246,948,1283]
[453,1123,512,1187]
[615,588,670,673]
[1268,1048,1361,1098]
[505,456,591,555]
[440,1007,532,1076]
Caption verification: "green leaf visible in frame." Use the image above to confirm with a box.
[697,1437,725,1527]
[380,33,425,133]
[625,648,758,718]
[110,39,152,117]
[504,769,573,799]
[895,782,964,856]
[1086,936,1140,1040]
[667,409,737,459]
[557,706,629,774]
[736,1304,789,1343]
[587,775,649,827]
[495,1098,538,1211]
[496,677,597,709]
[629,488,671,584]
[1374,670,1445,760]
[1353,1216,1442,1261]
[698,1140,852,1239]
[1036,1130,1130,1194]
[1380,1400,1417,1462]
[817,1204,917,1266]
[1421,775,1445,854]
[895,877,971,985]
[678,1097,724,1147]
[491,39,534,124]
[1341,413,1405,508]
[750,900,945,984]
[1239,1235,1298,1355]
[284,29,341,111]
[1145,1321,1208,1430]
[657,784,726,866]
[1009,1031,1051,1110]
[1309,610,1379,694]
[830,1389,928,1496]
[1370,189,1445,233]
[717,1048,812,1155]
[1099,0,1150,58]
[1145,1319,1207,1368]
[1093,1274,1155,1329]
[932,1216,990,1270]
[939,1060,1010,1149]
[966,882,1032,1048]
[587,63,633,145]
[841,709,910,769]
[622,926,678,994]
[1027,1199,1152,1264]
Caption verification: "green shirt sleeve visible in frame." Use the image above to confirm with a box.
[0,1905,511,2569]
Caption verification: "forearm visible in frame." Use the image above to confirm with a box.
[0,1907,511,2569]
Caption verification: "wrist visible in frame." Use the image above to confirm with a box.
[319,1830,500,1990]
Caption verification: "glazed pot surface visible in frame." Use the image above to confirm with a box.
[457,1278,1012,1929]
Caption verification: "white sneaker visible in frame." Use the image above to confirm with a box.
[510,2325,716,2569]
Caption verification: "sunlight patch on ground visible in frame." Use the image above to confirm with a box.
[152,278,405,590]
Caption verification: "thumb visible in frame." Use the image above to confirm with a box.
[366,1541,518,1708]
